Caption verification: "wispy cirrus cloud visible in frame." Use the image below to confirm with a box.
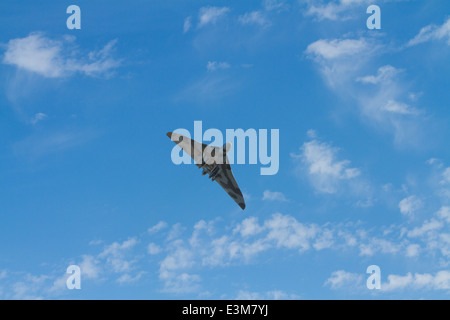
[148,221,168,234]
[408,17,450,46]
[305,36,429,147]
[2,33,121,78]
[325,270,364,290]
[176,72,240,104]
[197,6,230,29]
[262,190,289,202]
[263,0,289,12]
[382,271,450,291]
[303,0,372,21]
[306,37,371,60]
[356,65,403,85]
[238,11,271,28]
[236,289,300,300]
[12,128,99,158]
[29,112,47,125]
[305,37,375,87]
[186,2,283,34]
[183,16,192,33]
[407,219,443,238]
[382,100,419,116]
[206,61,230,72]
[437,206,450,223]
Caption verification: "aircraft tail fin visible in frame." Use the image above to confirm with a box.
[223,142,232,153]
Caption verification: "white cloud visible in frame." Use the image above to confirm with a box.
[11,274,48,300]
[183,16,192,33]
[263,0,288,12]
[408,17,450,46]
[327,268,450,293]
[166,223,185,241]
[304,0,372,21]
[399,195,423,218]
[100,238,137,256]
[155,213,339,292]
[293,138,361,194]
[3,33,63,78]
[162,272,201,294]
[189,219,215,247]
[148,221,168,234]
[305,38,369,60]
[407,219,443,238]
[359,238,401,256]
[313,229,334,250]
[151,210,450,295]
[72,39,120,77]
[3,206,450,298]
[405,244,420,257]
[305,35,427,147]
[48,273,69,295]
[79,255,101,279]
[262,190,288,202]
[201,235,237,266]
[159,245,194,278]
[304,37,378,94]
[206,61,230,71]
[238,11,271,28]
[264,213,318,251]
[306,129,317,139]
[233,217,264,237]
[437,206,450,223]
[13,129,97,158]
[30,113,47,125]
[198,7,230,28]
[325,270,364,290]
[382,271,450,291]
[98,238,138,273]
[441,168,450,185]
[177,72,239,103]
[117,272,145,284]
[382,100,418,115]
[356,65,402,85]
[426,158,442,167]
[158,244,199,293]
[3,33,121,78]
[306,3,341,21]
[147,243,161,255]
[236,289,299,300]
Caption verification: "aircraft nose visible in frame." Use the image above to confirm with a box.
[166,132,172,138]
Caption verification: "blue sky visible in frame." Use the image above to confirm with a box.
[0,0,449,299]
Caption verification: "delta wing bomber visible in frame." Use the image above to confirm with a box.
[167,132,246,210]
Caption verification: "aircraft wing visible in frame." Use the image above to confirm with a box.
[214,163,246,210]
[167,132,206,165]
